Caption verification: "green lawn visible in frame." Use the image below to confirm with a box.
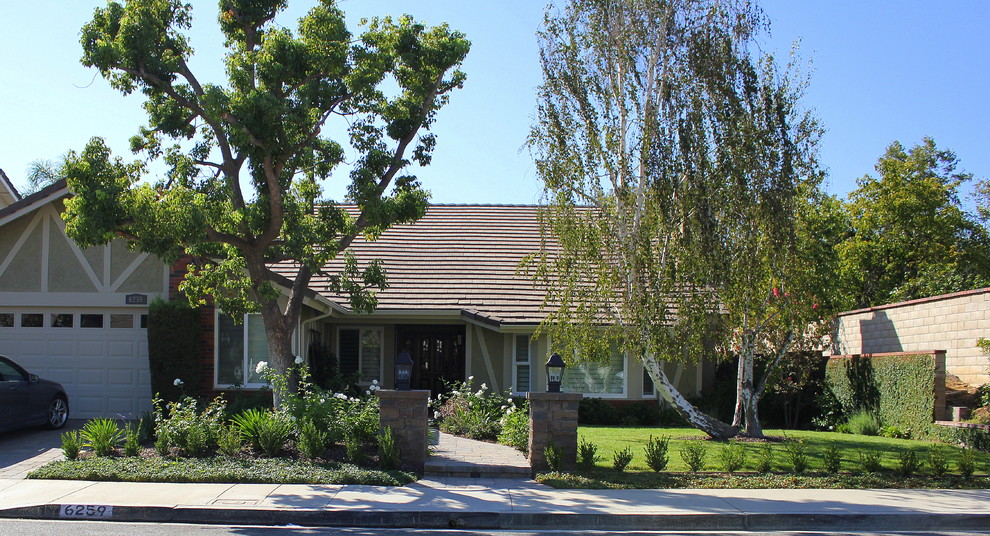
[578,426,990,474]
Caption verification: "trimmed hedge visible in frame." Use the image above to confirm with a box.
[825,354,937,438]
[148,298,200,404]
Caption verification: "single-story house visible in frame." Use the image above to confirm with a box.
[0,173,705,419]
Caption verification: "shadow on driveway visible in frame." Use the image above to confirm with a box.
[0,420,84,477]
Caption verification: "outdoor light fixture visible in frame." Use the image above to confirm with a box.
[394,350,413,390]
[545,352,566,393]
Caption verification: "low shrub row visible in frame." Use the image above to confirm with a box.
[430,378,530,453]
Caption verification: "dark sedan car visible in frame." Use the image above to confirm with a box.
[0,355,69,433]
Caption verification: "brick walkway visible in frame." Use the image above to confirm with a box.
[424,432,531,480]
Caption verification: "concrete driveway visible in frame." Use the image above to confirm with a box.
[0,420,83,479]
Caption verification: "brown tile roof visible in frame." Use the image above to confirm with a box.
[271,205,553,326]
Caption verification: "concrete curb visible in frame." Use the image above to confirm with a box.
[2,504,990,531]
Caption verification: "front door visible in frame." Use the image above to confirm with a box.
[395,325,466,395]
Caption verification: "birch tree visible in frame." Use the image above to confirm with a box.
[61,0,469,406]
[529,0,827,438]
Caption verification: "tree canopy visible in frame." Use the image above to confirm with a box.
[837,138,990,308]
[61,0,469,404]
[529,0,830,438]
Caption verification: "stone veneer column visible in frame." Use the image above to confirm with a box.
[527,392,582,475]
[376,390,430,472]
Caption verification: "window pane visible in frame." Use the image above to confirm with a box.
[561,350,624,394]
[51,314,73,327]
[0,313,12,327]
[21,314,43,327]
[110,314,133,328]
[515,364,530,392]
[216,315,244,386]
[140,314,148,328]
[643,368,655,396]
[360,329,382,383]
[246,315,269,384]
[80,314,104,328]
[339,329,359,375]
[514,335,530,363]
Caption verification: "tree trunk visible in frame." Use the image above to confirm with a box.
[259,300,296,409]
[643,356,737,440]
[732,354,745,427]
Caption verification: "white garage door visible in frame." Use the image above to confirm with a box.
[0,310,152,420]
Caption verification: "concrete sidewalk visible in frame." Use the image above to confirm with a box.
[2,476,990,531]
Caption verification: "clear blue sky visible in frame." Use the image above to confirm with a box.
[1,1,987,206]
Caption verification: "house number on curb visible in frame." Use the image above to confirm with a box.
[60,505,113,519]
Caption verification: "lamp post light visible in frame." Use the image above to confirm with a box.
[545,352,566,393]
[395,350,413,390]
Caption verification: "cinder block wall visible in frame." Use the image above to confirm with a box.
[831,288,990,386]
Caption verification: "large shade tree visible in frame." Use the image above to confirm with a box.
[838,138,990,308]
[529,0,829,438]
[61,0,469,405]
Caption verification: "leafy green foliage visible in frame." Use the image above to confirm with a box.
[529,0,832,440]
[644,435,670,472]
[61,431,82,461]
[846,410,880,436]
[81,418,123,457]
[497,402,530,453]
[545,441,564,472]
[63,0,470,407]
[578,440,601,471]
[824,354,939,438]
[147,298,199,404]
[432,379,516,442]
[297,419,328,459]
[822,444,842,474]
[957,449,977,478]
[154,396,227,457]
[857,450,884,473]
[784,440,809,474]
[837,138,990,308]
[377,426,400,470]
[755,443,775,473]
[124,423,141,457]
[928,446,949,478]
[718,443,747,473]
[216,425,243,457]
[612,446,634,472]
[897,450,921,477]
[28,457,415,486]
[680,442,707,472]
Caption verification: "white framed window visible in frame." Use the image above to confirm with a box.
[215,313,270,388]
[337,326,383,385]
[642,367,655,398]
[562,348,626,397]
[513,334,532,394]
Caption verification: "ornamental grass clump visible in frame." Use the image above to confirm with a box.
[846,410,880,436]
[81,418,123,457]
[61,430,81,461]
[545,441,564,472]
[378,426,400,470]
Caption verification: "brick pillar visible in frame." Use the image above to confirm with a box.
[376,390,430,472]
[527,392,582,475]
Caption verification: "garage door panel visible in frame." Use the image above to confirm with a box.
[78,340,106,358]
[108,369,134,385]
[0,311,152,419]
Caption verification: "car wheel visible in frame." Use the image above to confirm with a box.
[46,396,69,429]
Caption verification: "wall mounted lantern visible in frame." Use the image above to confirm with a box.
[545,352,566,393]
